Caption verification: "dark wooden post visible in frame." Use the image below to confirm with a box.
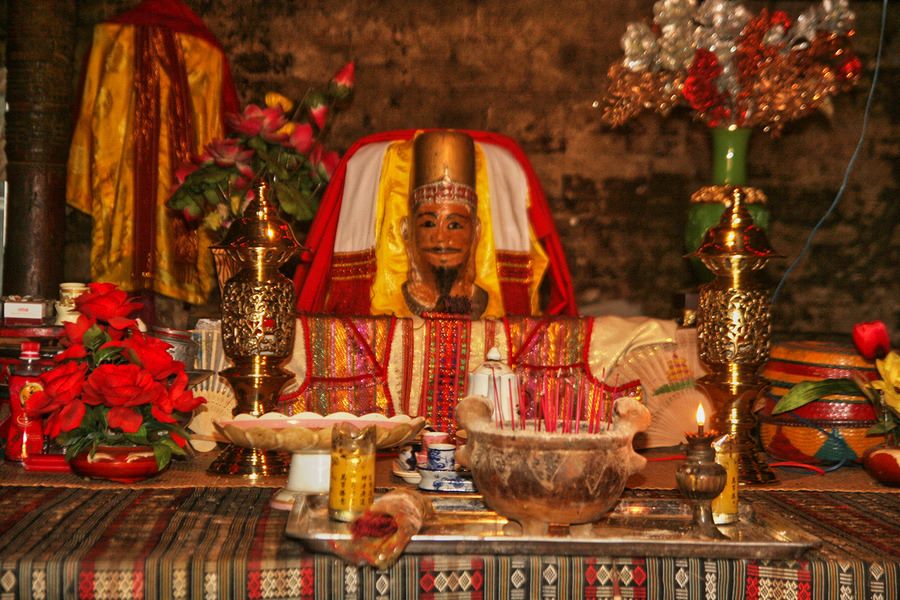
[3,0,76,297]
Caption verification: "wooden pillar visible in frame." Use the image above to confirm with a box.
[3,0,75,297]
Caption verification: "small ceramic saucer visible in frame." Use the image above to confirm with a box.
[392,460,422,485]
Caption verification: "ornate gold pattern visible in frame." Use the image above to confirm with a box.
[697,288,771,369]
[221,277,295,360]
[690,185,767,205]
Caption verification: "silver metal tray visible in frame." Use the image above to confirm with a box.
[285,490,820,559]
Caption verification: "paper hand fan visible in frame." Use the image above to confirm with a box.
[188,320,235,452]
[619,330,710,448]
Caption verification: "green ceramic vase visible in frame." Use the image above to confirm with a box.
[685,127,770,282]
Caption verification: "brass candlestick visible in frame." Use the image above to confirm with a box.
[693,187,779,484]
[676,432,727,539]
[208,179,300,477]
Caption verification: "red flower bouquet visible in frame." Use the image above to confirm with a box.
[603,0,860,134]
[167,61,355,238]
[25,283,206,469]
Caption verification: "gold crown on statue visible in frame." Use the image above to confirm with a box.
[410,131,477,210]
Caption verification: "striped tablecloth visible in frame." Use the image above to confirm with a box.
[1,485,897,600]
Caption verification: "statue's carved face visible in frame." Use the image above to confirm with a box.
[411,201,475,270]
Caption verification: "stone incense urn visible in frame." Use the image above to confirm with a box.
[456,395,650,534]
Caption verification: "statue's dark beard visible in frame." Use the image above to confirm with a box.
[432,266,471,315]
[433,266,459,297]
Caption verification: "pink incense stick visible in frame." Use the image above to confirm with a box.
[575,377,584,434]
[508,385,516,431]
[491,370,503,429]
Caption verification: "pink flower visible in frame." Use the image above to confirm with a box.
[330,61,355,90]
[206,138,255,170]
[310,145,340,178]
[174,162,199,184]
[286,122,314,154]
[226,104,288,143]
[309,102,328,130]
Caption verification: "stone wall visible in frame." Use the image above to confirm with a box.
[41,1,900,337]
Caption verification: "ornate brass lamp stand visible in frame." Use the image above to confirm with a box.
[693,188,779,484]
[676,432,727,538]
[208,180,300,477]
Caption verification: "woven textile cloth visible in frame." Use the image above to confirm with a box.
[1,486,897,600]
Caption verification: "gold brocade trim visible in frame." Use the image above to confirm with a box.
[496,251,533,284]
[331,250,376,281]
[690,185,767,205]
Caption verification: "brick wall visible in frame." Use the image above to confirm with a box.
[59,0,900,338]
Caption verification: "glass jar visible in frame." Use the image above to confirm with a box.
[712,432,740,524]
[328,423,376,522]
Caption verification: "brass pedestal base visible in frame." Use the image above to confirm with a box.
[697,375,777,485]
[208,365,294,477]
[207,444,291,478]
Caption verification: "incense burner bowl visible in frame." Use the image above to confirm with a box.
[456,396,650,534]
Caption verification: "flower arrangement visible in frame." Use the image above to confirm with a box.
[602,0,861,134]
[167,62,355,237]
[774,321,898,446]
[25,283,206,469]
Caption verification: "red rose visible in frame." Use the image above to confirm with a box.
[107,406,143,433]
[151,372,205,423]
[109,333,181,381]
[82,364,167,408]
[45,400,87,437]
[75,283,142,324]
[853,321,891,361]
[25,362,89,427]
[62,315,95,346]
[55,344,89,362]
[40,361,88,408]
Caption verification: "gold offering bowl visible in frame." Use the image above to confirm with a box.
[214,412,426,510]
[456,396,650,535]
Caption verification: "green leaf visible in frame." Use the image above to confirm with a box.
[159,436,187,457]
[125,426,150,446]
[82,325,110,353]
[772,379,863,414]
[93,345,124,366]
[868,419,898,435]
[152,443,173,471]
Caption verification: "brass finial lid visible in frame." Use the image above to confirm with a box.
[693,188,779,259]
[215,179,300,262]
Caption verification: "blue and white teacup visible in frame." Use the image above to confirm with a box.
[427,443,456,470]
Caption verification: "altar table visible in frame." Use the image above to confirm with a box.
[0,455,897,600]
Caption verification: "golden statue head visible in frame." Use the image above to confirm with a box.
[403,131,485,317]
